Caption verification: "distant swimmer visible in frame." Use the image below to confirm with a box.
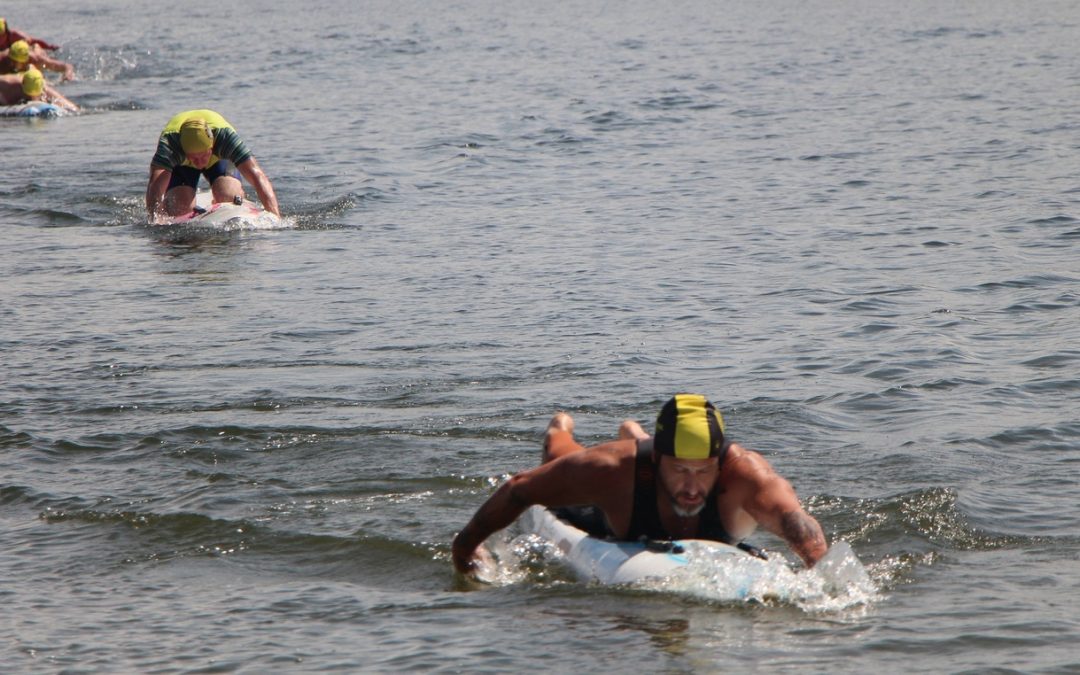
[145,110,281,219]
[0,67,79,112]
[1,17,61,51]
[0,39,75,81]
[452,394,830,576]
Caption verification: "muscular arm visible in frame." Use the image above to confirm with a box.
[237,157,280,216]
[779,510,828,567]
[43,83,78,112]
[452,448,628,574]
[729,450,828,567]
[146,166,171,218]
[31,51,74,81]
[9,29,60,51]
[451,474,533,574]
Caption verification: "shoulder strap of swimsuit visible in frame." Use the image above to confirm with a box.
[697,440,736,543]
[627,438,666,539]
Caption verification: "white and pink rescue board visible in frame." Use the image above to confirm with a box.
[158,191,281,228]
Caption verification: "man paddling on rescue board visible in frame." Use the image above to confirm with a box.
[0,38,75,81]
[0,67,78,112]
[1,17,61,52]
[145,109,280,220]
[452,394,829,575]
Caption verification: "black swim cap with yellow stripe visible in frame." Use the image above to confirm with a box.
[653,394,726,459]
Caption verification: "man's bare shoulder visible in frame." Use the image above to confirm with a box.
[722,443,783,483]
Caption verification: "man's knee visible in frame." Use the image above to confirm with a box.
[210,175,242,200]
[542,429,582,464]
[164,186,196,216]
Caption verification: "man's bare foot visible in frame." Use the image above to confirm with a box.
[548,411,574,434]
[618,419,649,441]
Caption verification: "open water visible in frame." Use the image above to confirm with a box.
[3,0,1079,672]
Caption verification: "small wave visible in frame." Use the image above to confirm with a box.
[961,273,1077,292]
[584,109,638,131]
[0,425,34,449]
[817,487,1044,554]
[950,419,1080,453]
[0,484,43,508]
[1028,215,1076,226]
[531,128,594,151]
[71,98,150,113]
[37,501,433,573]
[637,93,707,111]
[285,189,388,229]
[413,133,500,153]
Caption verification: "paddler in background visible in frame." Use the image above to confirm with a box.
[0,67,79,112]
[145,109,281,220]
[0,17,61,51]
[452,394,829,575]
[0,38,76,81]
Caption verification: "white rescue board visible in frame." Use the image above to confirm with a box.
[520,505,759,586]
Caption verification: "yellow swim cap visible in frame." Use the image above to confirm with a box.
[0,19,7,34]
[21,67,44,97]
[10,39,30,64]
[179,118,214,153]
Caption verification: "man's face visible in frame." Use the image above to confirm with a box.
[186,149,213,170]
[656,454,720,517]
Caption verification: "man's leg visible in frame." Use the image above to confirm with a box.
[542,412,583,464]
[163,168,199,216]
[618,419,649,441]
[163,185,196,216]
[162,165,206,216]
[207,160,244,204]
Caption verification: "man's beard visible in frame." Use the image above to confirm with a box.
[671,500,706,518]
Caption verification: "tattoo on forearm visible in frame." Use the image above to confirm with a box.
[781,511,824,548]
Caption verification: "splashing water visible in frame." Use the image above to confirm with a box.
[650,541,879,612]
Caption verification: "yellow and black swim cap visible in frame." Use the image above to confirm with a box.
[653,394,726,460]
[179,118,214,154]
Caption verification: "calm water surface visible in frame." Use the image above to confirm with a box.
[2,1,1079,672]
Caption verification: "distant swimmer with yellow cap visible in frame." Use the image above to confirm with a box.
[0,67,79,111]
[1,17,61,51]
[0,38,75,81]
[146,110,280,219]
[452,394,829,575]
